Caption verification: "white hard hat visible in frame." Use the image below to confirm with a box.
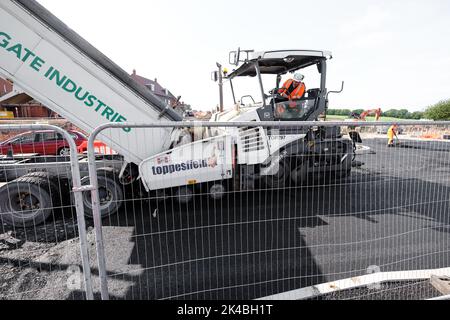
[293,72,304,82]
[294,72,305,82]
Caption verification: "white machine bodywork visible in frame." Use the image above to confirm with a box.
[0,0,307,192]
[250,50,332,60]
[0,1,175,164]
[139,135,234,191]
[210,104,306,166]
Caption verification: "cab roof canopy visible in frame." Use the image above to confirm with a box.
[227,50,332,78]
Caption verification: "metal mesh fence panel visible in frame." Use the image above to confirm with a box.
[83,121,450,300]
[0,124,93,300]
[3,121,449,300]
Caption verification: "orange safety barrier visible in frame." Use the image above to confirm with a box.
[420,134,441,139]
[77,140,117,155]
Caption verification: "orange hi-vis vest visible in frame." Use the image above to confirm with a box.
[279,79,306,100]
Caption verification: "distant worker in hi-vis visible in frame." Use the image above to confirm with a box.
[387,124,398,147]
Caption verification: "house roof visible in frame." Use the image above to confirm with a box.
[130,70,176,100]
[0,91,34,105]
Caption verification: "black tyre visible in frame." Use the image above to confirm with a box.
[20,172,65,206]
[0,176,54,227]
[290,161,309,185]
[173,186,194,204]
[58,147,71,156]
[262,160,290,189]
[76,172,124,219]
[338,152,353,178]
[209,183,227,201]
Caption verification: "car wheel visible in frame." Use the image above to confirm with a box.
[58,147,71,156]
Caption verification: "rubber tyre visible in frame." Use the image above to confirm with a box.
[58,147,71,156]
[0,176,54,228]
[173,186,194,204]
[77,173,124,219]
[262,160,289,189]
[338,153,353,179]
[20,172,63,206]
[290,161,309,185]
[209,183,227,201]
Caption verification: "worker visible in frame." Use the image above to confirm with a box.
[278,72,306,100]
[387,124,398,147]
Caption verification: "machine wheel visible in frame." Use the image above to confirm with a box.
[262,160,289,189]
[338,153,353,179]
[20,172,63,206]
[76,172,124,219]
[209,183,226,200]
[0,176,54,227]
[173,186,194,204]
[290,161,309,185]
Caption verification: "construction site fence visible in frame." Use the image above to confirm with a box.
[85,121,450,300]
[0,121,449,300]
[0,124,93,300]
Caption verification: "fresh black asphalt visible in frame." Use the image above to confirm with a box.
[97,138,450,299]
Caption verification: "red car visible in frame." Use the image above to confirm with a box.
[0,130,87,156]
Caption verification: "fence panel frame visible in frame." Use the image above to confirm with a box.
[0,124,93,300]
[86,120,450,300]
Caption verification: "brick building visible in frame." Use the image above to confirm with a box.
[0,77,55,118]
[0,78,12,97]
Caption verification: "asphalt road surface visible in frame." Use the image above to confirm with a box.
[95,138,450,300]
[1,138,450,300]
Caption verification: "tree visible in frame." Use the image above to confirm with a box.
[411,111,424,120]
[425,99,450,120]
[337,109,352,116]
[383,109,399,118]
[397,109,410,119]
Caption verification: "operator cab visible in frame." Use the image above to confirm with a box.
[225,49,331,122]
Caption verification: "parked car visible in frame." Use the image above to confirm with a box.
[0,130,87,156]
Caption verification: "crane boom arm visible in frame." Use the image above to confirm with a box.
[0,0,182,164]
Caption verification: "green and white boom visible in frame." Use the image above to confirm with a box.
[0,0,183,165]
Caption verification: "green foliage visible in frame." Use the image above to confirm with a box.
[326,109,351,116]
[383,109,400,118]
[352,109,364,115]
[410,111,423,120]
[327,108,425,119]
[424,99,450,120]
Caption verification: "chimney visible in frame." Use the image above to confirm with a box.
[132,69,136,76]
[154,78,157,83]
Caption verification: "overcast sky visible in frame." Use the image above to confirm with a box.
[38,0,450,112]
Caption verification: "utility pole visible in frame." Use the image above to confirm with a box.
[216,62,224,112]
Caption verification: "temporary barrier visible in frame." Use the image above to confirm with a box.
[0,124,93,300]
[81,121,450,300]
[77,140,117,155]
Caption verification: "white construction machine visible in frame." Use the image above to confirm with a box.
[0,0,352,227]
